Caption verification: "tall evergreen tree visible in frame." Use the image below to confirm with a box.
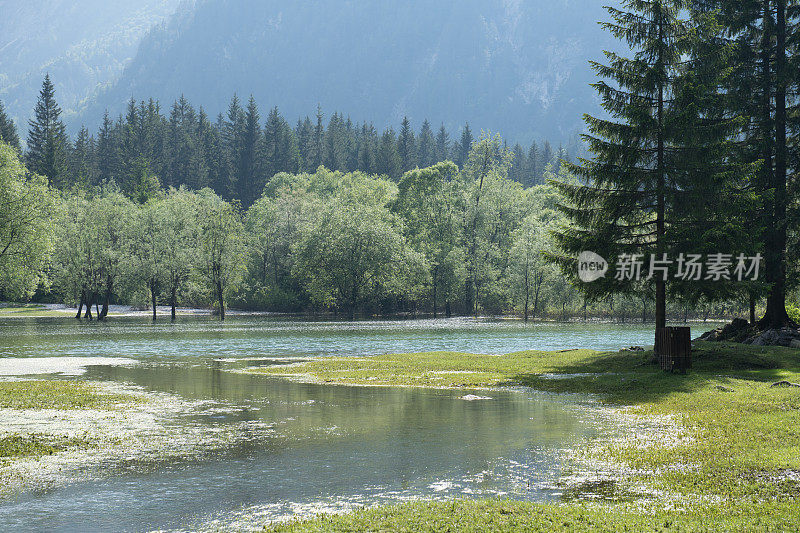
[454,123,473,168]
[398,116,417,171]
[236,95,265,208]
[26,74,69,186]
[0,100,20,151]
[264,106,300,179]
[526,141,540,186]
[698,0,798,327]
[222,95,245,198]
[435,124,450,163]
[417,120,435,168]
[554,0,692,337]
[69,126,95,189]
[376,128,401,180]
[96,111,118,185]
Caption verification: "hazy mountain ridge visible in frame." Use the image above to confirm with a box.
[0,0,183,132]
[78,0,615,144]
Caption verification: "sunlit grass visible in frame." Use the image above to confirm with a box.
[0,434,92,460]
[0,380,133,410]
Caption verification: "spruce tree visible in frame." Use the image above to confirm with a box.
[454,123,473,168]
[222,95,245,198]
[0,100,20,151]
[526,141,539,186]
[236,95,264,208]
[698,0,798,328]
[69,126,95,189]
[554,0,691,335]
[96,111,118,185]
[435,124,450,163]
[26,74,69,186]
[376,128,401,180]
[398,116,417,171]
[417,120,435,168]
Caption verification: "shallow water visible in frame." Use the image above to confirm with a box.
[0,317,721,532]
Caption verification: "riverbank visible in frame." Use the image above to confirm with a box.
[258,342,800,531]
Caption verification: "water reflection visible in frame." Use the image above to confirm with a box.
[0,362,597,532]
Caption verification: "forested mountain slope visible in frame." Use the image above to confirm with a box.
[0,0,182,131]
[79,0,615,144]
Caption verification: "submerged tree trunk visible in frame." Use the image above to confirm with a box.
[99,276,112,320]
[171,285,177,321]
[84,292,93,320]
[217,279,225,321]
[76,292,84,319]
[432,266,438,319]
[150,281,158,321]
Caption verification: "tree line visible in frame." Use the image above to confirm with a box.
[1,76,572,210]
[0,133,754,322]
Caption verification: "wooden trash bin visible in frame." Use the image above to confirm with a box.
[655,327,691,373]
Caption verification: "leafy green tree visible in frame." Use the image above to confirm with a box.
[0,143,57,299]
[194,189,246,319]
[393,162,463,317]
[26,74,69,187]
[459,133,517,315]
[293,172,424,318]
[510,185,563,320]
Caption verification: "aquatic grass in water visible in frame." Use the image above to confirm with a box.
[0,380,133,410]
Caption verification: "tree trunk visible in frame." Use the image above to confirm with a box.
[151,281,157,321]
[171,284,177,321]
[432,267,438,319]
[445,301,451,318]
[523,287,529,322]
[216,279,225,321]
[99,276,112,320]
[76,292,84,319]
[654,13,666,334]
[750,294,756,325]
[760,0,792,329]
[84,292,93,320]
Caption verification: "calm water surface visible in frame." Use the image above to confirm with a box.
[0,317,721,532]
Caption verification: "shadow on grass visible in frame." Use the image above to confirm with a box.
[508,341,800,405]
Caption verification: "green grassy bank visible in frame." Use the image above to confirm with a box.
[258,342,800,532]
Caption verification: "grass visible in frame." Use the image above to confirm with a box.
[259,342,800,531]
[0,434,92,460]
[0,380,132,410]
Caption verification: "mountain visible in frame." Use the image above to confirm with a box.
[77,0,617,144]
[0,0,182,133]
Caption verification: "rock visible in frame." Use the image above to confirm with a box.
[623,346,644,352]
[771,380,800,388]
[791,339,800,349]
[715,385,734,392]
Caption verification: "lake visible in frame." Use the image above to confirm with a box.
[0,317,720,531]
